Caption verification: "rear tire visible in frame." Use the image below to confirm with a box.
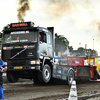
[67,69,74,85]
[7,72,19,83]
[38,64,51,83]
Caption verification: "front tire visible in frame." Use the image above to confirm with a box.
[7,71,19,83]
[38,64,51,83]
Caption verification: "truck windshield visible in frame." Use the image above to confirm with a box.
[2,30,38,44]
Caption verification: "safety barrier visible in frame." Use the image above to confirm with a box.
[57,80,77,100]
[68,80,77,100]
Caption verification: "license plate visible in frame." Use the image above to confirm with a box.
[14,66,23,69]
[14,46,23,48]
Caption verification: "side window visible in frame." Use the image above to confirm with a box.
[40,31,47,43]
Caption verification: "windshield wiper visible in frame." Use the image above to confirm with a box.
[10,48,27,59]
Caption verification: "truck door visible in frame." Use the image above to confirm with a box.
[47,33,52,57]
[39,32,47,56]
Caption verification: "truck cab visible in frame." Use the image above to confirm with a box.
[2,22,54,83]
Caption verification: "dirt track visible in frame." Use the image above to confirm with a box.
[3,77,100,100]
[3,78,70,100]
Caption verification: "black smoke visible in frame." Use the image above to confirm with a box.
[17,0,30,21]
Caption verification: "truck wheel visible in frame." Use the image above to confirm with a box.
[38,64,51,83]
[67,69,74,85]
[7,72,19,83]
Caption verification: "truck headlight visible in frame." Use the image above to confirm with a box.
[30,61,35,64]
[30,60,40,64]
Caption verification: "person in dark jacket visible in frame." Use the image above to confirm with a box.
[0,59,7,100]
[40,34,42,42]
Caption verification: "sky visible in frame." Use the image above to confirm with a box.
[0,0,100,55]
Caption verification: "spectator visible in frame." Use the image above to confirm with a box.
[0,59,7,100]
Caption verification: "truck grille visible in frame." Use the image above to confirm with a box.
[2,44,37,60]
[8,60,27,66]
[11,48,27,58]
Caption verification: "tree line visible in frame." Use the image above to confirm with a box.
[55,33,98,56]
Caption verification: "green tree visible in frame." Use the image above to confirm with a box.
[68,46,73,52]
[72,47,98,56]
[77,47,85,56]
[55,33,69,55]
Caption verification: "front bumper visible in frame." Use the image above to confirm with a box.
[7,65,40,71]
[7,59,41,71]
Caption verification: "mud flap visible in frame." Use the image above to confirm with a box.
[77,66,90,79]
[91,66,98,80]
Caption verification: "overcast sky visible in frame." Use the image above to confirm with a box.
[1,0,100,55]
